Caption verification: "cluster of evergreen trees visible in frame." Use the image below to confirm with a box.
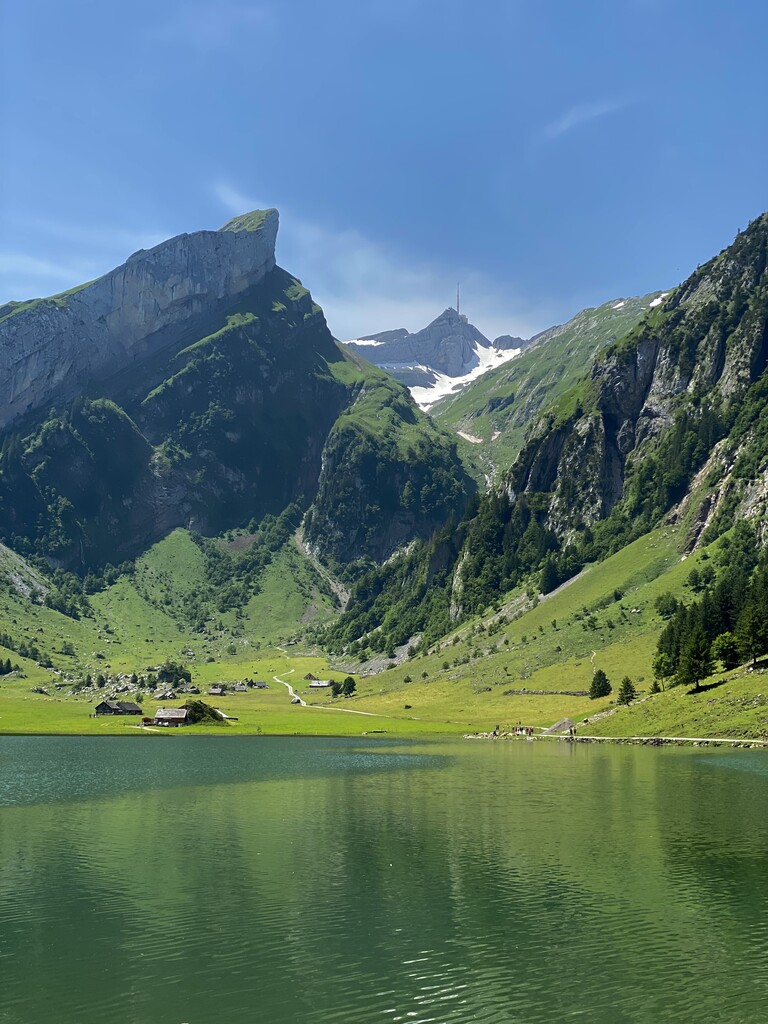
[589,669,636,704]
[653,522,767,690]
[0,629,42,663]
[330,677,356,697]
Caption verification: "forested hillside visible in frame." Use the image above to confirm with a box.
[326,213,768,660]
[0,214,472,576]
[431,292,662,475]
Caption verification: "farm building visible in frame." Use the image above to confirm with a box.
[94,700,143,716]
[308,681,332,689]
[208,685,226,696]
[154,708,189,727]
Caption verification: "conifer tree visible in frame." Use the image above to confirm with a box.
[617,676,636,705]
[677,624,713,691]
[737,596,768,666]
[652,651,673,691]
[589,669,611,699]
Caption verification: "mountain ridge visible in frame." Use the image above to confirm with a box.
[0,209,279,430]
[0,210,473,571]
[326,211,768,657]
[345,306,522,404]
[431,291,665,476]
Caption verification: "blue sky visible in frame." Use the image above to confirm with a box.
[1,0,766,339]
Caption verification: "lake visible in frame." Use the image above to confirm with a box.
[1,736,767,1023]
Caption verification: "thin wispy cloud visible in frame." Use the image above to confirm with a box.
[16,216,168,255]
[0,253,102,303]
[213,182,551,341]
[0,216,171,304]
[0,254,83,283]
[540,98,630,141]
[149,2,275,50]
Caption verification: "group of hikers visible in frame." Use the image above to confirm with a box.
[490,723,579,738]
[491,723,536,738]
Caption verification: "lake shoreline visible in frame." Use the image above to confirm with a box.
[464,731,768,748]
[1,722,767,747]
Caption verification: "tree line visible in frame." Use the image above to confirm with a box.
[653,522,766,691]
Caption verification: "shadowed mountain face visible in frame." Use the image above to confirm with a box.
[345,307,526,403]
[0,210,280,432]
[0,211,474,570]
[429,292,664,474]
[328,212,768,652]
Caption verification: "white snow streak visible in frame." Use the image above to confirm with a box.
[410,344,520,410]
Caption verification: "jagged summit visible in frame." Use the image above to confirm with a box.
[346,306,524,408]
[0,209,279,430]
[219,208,279,234]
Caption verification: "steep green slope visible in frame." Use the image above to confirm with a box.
[327,212,768,659]
[331,522,768,740]
[431,292,662,475]
[304,369,474,565]
[0,521,337,684]
[0,268,472,570]
[313,524,700,727]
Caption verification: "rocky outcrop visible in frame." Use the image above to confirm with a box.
[499,212,768,541]
[304,377,474,563]
[0,209,279,429]
[348,308,503,377]
[0,221,473,571]
[493,333,527,350]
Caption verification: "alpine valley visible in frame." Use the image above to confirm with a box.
[1,208,768,742]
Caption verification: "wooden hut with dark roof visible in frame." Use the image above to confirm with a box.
[153,708,189,727]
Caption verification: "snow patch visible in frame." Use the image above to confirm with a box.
[346,337,385,347]
[458,431,483,444]
[612,301,625,309]
[410,344,521,410]
[649,292,669,308]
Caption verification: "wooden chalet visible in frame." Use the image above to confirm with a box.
[94,700,143,716]
[117,701,143,715]
[154,708,189,727]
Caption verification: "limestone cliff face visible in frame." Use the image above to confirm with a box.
[0,218,473,572]
[0,209,278,429]
[501,212,768,542]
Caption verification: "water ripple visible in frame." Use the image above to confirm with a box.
[1,738,768,1022]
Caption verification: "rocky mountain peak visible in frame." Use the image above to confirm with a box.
[345,306,524,404]
[0,209,279,430]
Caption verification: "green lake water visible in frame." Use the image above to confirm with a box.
[1,736,768,1023]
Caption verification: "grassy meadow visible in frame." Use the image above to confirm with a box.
[2,518,767,742]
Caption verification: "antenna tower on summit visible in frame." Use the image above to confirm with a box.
[456,282,460,316]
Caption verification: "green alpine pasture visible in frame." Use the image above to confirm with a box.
[431,292,661,476]
[1,510,766,741]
